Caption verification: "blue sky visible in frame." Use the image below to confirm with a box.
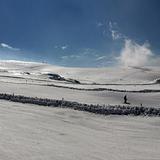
[0,0,160,67]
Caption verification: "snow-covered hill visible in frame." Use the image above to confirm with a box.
[0,60,159,107]
[0,100,159,160]
[0,60,160,84]
[0,60,159,160]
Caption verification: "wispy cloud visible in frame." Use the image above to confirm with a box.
[61,54,80,59]
[109,21,126,40]
[0,43,20,51]
[96,22,104,27]
[96,20,160,67]
[117,39,153,67]
[81,48,97,56]
[96,56,107,61]
[61,49,96,60]
[54,44,69,50]
[61,45,68,50]
[107,21,159,67]
[97,20,126,39]
[60,48,98,66]
[60,48,113,67]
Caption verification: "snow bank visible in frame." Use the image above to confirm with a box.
[0,93,160,116]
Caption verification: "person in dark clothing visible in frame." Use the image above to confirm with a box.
[124,95,127,104]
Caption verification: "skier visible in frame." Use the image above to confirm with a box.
[124,95,127,104]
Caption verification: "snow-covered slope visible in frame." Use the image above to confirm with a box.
[0,60,159,160]
[0,60,160,84]
[0,60,160,106]
[0,100,159,160]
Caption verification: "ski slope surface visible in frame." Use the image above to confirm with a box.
[0,60,159,107]
[0,100,159,160]
[0,60,159,160]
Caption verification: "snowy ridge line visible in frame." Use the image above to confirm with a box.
[0,75,51,82]
[47,84,160,93]
[0,93,160,116]
[0,79,160,93]
[82,80,158,85]
[0,74,159,86]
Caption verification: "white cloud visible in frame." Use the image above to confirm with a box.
[61,54,80,59]
[108,21,158,67]
[70,55,80,58]
[109,21,126,40]
[61,45,68,50]
[61,56,68,59]
[96,56,106,61]
[54,44,69,50]
[60,48,115,67]
[110,30,122,40]
[117,39,153,67]
[97,22,104,27]
[81,48,99,57]
[0,43,20,51]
